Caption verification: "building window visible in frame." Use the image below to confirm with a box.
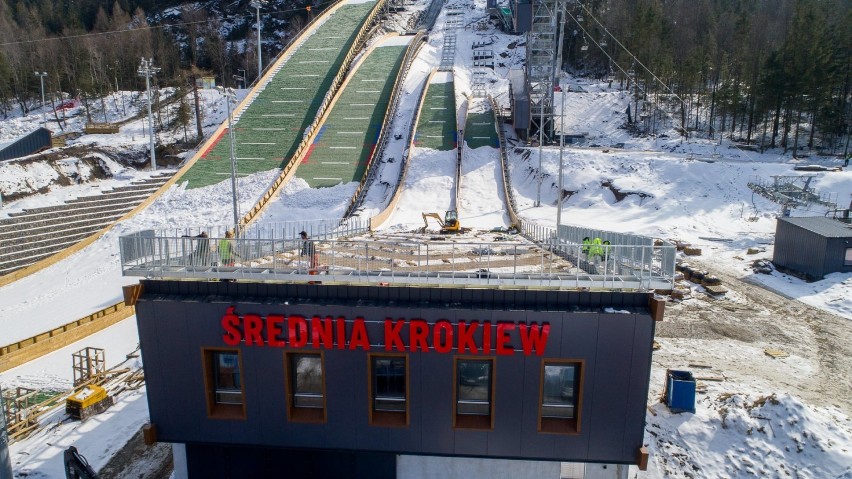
[369,355,408,426]
[286,352,326,423]
[203,349,245,419]
[454,357,494,429]
[539,360,583,434]
[845,248,852,266]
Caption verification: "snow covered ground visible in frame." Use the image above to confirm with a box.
[2,0,852,477]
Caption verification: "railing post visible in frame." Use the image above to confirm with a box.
[513,245,517,277]
[451,246,456,283]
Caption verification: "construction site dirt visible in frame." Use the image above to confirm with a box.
[655,256,852,416]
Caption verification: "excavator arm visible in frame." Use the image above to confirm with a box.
[422,212,445,229]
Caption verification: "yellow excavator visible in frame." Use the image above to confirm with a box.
[421,210,468,234]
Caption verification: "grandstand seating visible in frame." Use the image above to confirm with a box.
[0,174,171,275]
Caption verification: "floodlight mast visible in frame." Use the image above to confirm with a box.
[218,87,240,230]
[556,0,566,227]
[137,58,160,171]
[250,0,267,81]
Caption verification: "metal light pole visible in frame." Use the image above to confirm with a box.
[138,58,161,171]
[536,98,543,207]
[250,0,267,80]
[34,71,47,124]
[218,87,240,229]
[557,90,565,227]
[555,0,566,227]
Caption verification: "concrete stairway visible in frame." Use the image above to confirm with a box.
[0,173,172,275]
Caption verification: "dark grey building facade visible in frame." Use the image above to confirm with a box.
[133,280,661,478]
[773,217,852,280]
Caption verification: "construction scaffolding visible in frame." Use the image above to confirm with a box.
[526,0,567,142]
[72,347,106,388]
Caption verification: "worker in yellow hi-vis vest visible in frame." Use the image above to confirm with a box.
[589,237,604,263]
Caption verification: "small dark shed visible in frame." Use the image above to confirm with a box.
[773,216,852,280]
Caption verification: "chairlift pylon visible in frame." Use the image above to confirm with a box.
[580,36,589,51]
[600,36,608,47]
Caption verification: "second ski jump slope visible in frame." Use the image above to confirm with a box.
[180,0,378,189]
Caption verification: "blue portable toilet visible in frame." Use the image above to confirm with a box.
[665,369,696,413]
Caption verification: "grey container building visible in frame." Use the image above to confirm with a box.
[773,216,852,280]
[132,280,662,478]
[0,128,52,161]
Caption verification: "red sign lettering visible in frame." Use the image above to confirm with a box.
[219,307,549,356]
[496,322,515,355]
[384,319,405,351]
[222,307,241,346]
[311,316,333,349]
[266,315,286,347]
[349,318,370,350]
[456,321,479,354]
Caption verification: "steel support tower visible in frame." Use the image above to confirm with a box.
[526,0,566,142]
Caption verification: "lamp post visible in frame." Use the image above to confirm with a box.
[250,0,267,81]
[535,98,543,207]
[557,90,565,227]
[218,86,240,230]
[555,0,566,227]
[34,71,47,124]
[137,58,160,171]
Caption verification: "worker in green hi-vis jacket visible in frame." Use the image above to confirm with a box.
[218,230,240,266]
[589,237,604,263]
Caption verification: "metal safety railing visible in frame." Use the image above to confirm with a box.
[119,229,674,290]
[489,94,521,228]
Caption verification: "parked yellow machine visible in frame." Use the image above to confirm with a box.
[66,385,114,420]
[421,210,467,234]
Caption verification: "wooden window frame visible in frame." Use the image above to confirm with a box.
[284,351,327,423]
[538,359,584,434]
[202,348,246,420]
[453,356,495,430]
[368,353,409,427]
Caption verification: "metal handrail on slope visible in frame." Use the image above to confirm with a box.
[488,94,520,229]
[344,30,428,219]
[452,76,463,214]
[368,69,437,230]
